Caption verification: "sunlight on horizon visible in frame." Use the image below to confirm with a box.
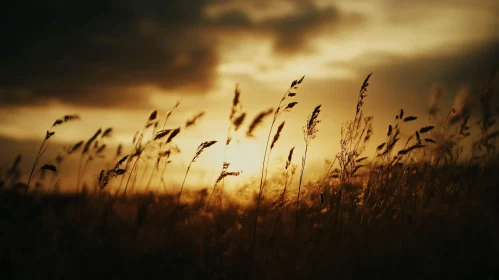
[0,0,497,194]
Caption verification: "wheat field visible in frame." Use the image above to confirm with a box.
[1,74,498,279]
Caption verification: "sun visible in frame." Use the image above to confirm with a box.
[196,138,267,181]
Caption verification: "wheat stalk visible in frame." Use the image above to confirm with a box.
[251,75,304,252]
[27,115,79,194]
[173,140,217,214]
[294,105,321,249]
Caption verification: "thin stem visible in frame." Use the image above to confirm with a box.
[207,181,218,210]
[115,156,133,197]
[76,153,86,193]
[145,165,156,192]
[78,157,93,193]
[293,143,308,250]
[27,141,45,189]
[123,156,140,196]
[158,160,169,193]
[218,125,232,208]
[251,116,276,252]
[174,163,192,214]
[314,157,337,205]
[138,161,150,191]
[271,167,290,248]
[27,137,51,192]
[263,149,274,194]
[251,89,290,251]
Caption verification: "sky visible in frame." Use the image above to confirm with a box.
[1,0,498,192]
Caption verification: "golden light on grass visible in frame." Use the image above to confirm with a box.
[1,1,498,278]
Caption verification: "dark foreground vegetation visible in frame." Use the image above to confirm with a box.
[1,73,498,279]
[1,167,498,280]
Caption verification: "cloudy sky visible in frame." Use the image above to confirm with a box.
[1,0,498,191]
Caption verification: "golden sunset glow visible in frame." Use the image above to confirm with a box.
[0,0,498,192]
[2,1,499,278]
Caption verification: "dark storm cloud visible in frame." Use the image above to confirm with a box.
[322,40,499,115]
[0,0,217,108]
[208,1,364,54]
[262,5,345,54]
[354,40,499,98]
[0,0,363,108]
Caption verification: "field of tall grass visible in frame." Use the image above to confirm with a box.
[1,73,498,279]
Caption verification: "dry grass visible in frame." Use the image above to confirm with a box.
[0,73,498,279]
